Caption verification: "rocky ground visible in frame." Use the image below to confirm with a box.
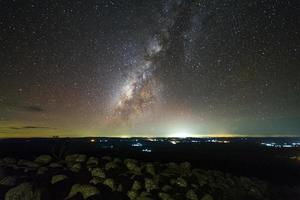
[0,154,275,200]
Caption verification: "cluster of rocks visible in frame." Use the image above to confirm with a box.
[0,154,270,200]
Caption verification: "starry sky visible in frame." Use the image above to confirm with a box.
[0,0,299,138]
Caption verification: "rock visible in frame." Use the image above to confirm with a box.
[105,161,117,170]
[145,163,155,176]
[180,162,191,176]
[36,167,48,175]
[126,161,141,175]
[91,168,105,178]
[126,161,137,171]
[70,163,81,172]
[127,190,138,200]
[3,157,17,165]
[66,184,99,199]
[103,178,115,191]
[11,164,20,170]
[162,185,172,192]
[158,192,173,200]
[191,184,199,190]
[51,174,68,184]
[137,192,154,200]
[248,187,264,199]
[200,194,213,200]
[49,162,63,168]
[86,157,99,166]
[139,191,151,197]
[162,163,179,176]
[239,176,255,190]
[76,154,87,163]
[102,156,112,161]
[0,176,17,186]
[174,177,187,187]
[34,155,52,165]
[116,184,123,192]
[5,182,41,200]
[186,189,198,200]
[144,178,156,192]
[89,177,104,185]
[132,180,142,191]
[113,158,122,163]
[192,170,208,186]
[124,158,138,166]
[66,193,84,200]
[18,160,39,168]
[137,197,154,200]
[65,154,87,163]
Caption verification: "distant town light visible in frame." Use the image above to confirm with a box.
[142,149,152,152]
[261,142,298,148]
[170,141,177,145]
[132,143,143,147]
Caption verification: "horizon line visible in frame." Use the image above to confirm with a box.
[1,135,300,139]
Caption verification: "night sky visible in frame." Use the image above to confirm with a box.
[0,0,299,137]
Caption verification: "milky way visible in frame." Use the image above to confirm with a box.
[109,0,194,124]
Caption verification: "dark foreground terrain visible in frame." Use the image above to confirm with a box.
[0,138,300,200]
[0,153,275,200]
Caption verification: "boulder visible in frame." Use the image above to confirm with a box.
[162,185,172,192]
[113,158,122,163]
[158,192,173,200]
[174,177,187,187]
[200,194,213,200]
[162,163,179,176]
[126,161,141,175]
[137,197,154,200]
[186,189,198,200]
[145,163,155,176]
[5,182,41,200]
[180,162,191,176]
[65,154,87,163]
[102,156,112,161]
[36,167,48,175]
[116,184,124,192]
[49,162,63,168]
[127,190,138,200]
[105,161,118,171]
[86,157,99,166]
[144,178,156,192]
[103,178,115,191]
[66,184,99,199]
[124,159,137,165]
[51,174,68,184]
[89,177,104,185]
[34,155,52,165]
[3,157,17,165]
[0,176,17,187]
[139,191,151,197]
[192,170,208,187]
[69,163,81,173]
[91,168,106,178]
[247,187,264,199]
[18,160,39,168]
[132,180,142,191]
